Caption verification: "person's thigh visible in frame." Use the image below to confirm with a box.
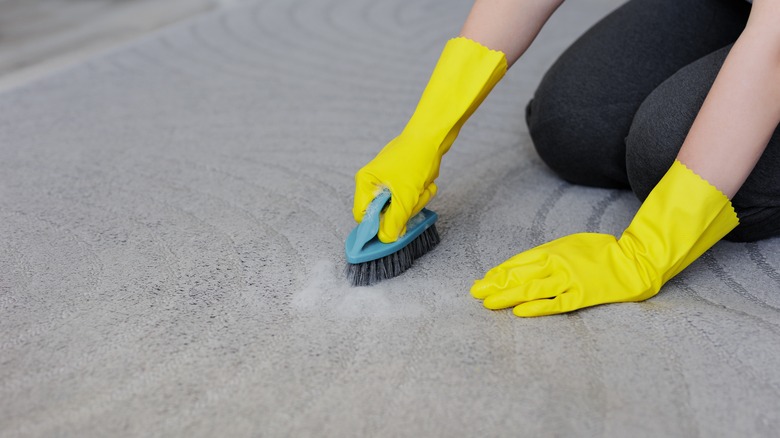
[627,45,780,242]
[525,0,750,188]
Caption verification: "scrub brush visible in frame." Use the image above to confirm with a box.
[345,188,440,286]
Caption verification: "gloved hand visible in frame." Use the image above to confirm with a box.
[471,160,739,317]
[353,37,507,243]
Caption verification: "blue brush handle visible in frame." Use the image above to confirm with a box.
[351,188,391,254]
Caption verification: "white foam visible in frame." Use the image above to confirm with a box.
[292,260,423,320]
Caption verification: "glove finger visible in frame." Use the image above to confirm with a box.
[377,192,415,243]
[471,270,521,299]
[480,248,549,280]
[471,253,550,299]
[352,172,383,223]
[482,275,567,310]
[512,292,582,317]
[378,182,436,242]
[410,182,438,218]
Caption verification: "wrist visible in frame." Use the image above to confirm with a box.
[619,160,738,284]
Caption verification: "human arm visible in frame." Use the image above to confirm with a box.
[353,0,563,242]
[677,0,780,197]
[471,2,780,317]
[460,0,564,67]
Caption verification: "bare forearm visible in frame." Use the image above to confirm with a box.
[677,0,780,198]
[459,0,564,67]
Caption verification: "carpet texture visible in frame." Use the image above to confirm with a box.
[2,0,779,436]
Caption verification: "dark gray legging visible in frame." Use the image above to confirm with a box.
[525,0,780,242]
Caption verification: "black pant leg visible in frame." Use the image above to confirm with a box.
[627,45,780,242]
[525,0,750,188]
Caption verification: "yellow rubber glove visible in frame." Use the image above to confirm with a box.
[471,160,739,317]
[353,37,507,243]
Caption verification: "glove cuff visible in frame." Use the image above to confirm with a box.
[402,37,507,154]
[619,160,739,289]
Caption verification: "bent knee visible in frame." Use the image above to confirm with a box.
[624,118,679,202]
[526,97,630,189]
[625,87,690,201]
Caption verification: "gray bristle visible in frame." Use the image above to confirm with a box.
[345,225,440,287]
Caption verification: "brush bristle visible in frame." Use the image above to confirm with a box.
[345,225,440,287]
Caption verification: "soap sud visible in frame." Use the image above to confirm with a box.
[406,211,426,229]
[292,260,423,320]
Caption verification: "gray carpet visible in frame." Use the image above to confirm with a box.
[0,0,217,92]
[2,0,780,436]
